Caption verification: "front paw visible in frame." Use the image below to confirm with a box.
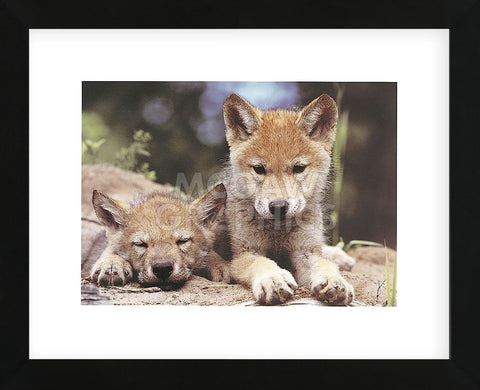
[322,245,356,271]
[252,269,298,305]
[311,273,354,305]
[205,251,231,283]
[90,255,133,286]
[208,260,231,283]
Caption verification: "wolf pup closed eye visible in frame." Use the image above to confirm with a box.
[220,93,355,305]
[86,176,230,289]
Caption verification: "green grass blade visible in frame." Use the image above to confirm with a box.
[344,240,383,252]
[385,241,391,306]
[331,84,348,244]
[335,237,345,249]
[392,252,397,306]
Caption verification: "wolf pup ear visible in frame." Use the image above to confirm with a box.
[223,93,261,143]
[297,94,338,147]
[92,190,128,231]
[192,183,227,227]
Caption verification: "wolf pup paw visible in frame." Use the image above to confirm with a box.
[205,252,231,283]
[322,245,356,271]
[208,260,231,283]
[252,269,298,305]
[311,274,354,305]
[90,255,133,287]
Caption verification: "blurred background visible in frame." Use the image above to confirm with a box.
[82,82,396,248]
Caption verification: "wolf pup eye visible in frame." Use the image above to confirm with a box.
[133,241,148,248]
[176,237,191,245]
[293,165,306,174]
[253,165,266,175]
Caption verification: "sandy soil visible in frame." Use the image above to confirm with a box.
[81,246,397,306]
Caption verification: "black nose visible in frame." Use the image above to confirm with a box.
[269,199,289,218]
[152,260,173,280]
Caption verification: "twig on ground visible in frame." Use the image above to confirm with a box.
[376,279,386,303]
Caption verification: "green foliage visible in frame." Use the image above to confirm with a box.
[82,112,110,140]
[82,112,157,181]
[82,138,106,164]
[385,244,391,306]
[336,238,383,252]
[384,241,397,307]
[336,237,397,306]
[115,130,157,181]
[82,112,110,164]
[332,83,349,244]
[394,254,397,304]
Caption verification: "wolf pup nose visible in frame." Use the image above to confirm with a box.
[152,260,174,281]
[269,199,289,219]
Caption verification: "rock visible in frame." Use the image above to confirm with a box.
[81,284,112,305]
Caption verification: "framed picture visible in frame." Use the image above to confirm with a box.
[30,29,447,359]
[80,80,397,308]
[2,3,477,385]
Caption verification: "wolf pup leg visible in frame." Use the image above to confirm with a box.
[321,245,356,271]
[204,250,231,283]
[308,255,354,304]
[230,253,298,305]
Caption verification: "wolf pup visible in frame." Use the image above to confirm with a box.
[88,182,230,289]
[222,93,355,305]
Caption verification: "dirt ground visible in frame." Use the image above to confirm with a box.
[81,246,397,306]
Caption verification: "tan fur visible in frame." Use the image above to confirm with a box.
[221,93,355,305]
[82,164,230,288]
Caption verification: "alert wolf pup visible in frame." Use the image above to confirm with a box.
[221,93,355,305]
